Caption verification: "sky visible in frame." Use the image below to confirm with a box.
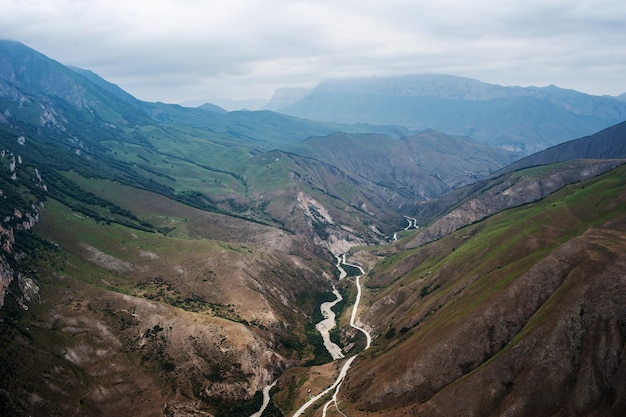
[1,0,625,105]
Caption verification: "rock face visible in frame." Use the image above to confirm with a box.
[0,147,46,308]
[0,258,13,308]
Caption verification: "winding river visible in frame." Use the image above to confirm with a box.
[313,254,353,361]
[316,285,345,360]
[249,253,371,417]
[249,380,277,417]
[292,254,371,417]
[404,215,418,230]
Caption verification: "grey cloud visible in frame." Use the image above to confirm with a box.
[0,0,624,102]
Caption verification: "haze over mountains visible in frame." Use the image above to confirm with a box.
[267,74,626,155]
[1,39,626,417]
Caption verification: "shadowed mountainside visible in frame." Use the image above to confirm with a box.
[500,120,626,173]
[289,130,518,202]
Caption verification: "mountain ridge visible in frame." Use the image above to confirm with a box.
[289,129,518,202]
[275,74,626,154]
[401,120,626,248]
[337,164,626,416]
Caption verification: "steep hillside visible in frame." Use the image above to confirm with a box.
[276,74,626,154]
[403,121,626,246]
[289,130,518,202]
[0,178,341,416]
[338,164,626,417]
[501,121,626,173]
[404,159,625,248]
[0,39,423,417]
[0,40,409,247]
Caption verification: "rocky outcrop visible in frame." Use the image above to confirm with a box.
[0,148,46,308]
[0,257,14,308]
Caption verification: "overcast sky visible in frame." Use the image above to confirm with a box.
[1,0,625,104]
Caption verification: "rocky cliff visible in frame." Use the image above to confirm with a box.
[0,147,45,308]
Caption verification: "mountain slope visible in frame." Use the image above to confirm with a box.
[339,164,626,417]
[501,120,626,173]
[289,130,518,202]
[0,40,430,416]
[404,159,625,248]
[0,196,332,416]
[0,40,405,242]
[4,40,626,417]
[0,40,391,416]
[403,121,626,247]
[276,74,626,154]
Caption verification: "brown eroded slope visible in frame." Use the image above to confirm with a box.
[0,183,334,416]
[337,164,626,417]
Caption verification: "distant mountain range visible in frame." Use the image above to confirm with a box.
[269,74,626,154]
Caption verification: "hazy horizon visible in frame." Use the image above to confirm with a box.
[1,1,625,104]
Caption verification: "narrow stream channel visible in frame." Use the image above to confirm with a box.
[249,380,277,417]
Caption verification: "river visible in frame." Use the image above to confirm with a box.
[250,254,372,417]
[292,254,372,417]
[316,285,345,360]
[249,380,277,417]
[312,255,351,360]
[404,215,418,230]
